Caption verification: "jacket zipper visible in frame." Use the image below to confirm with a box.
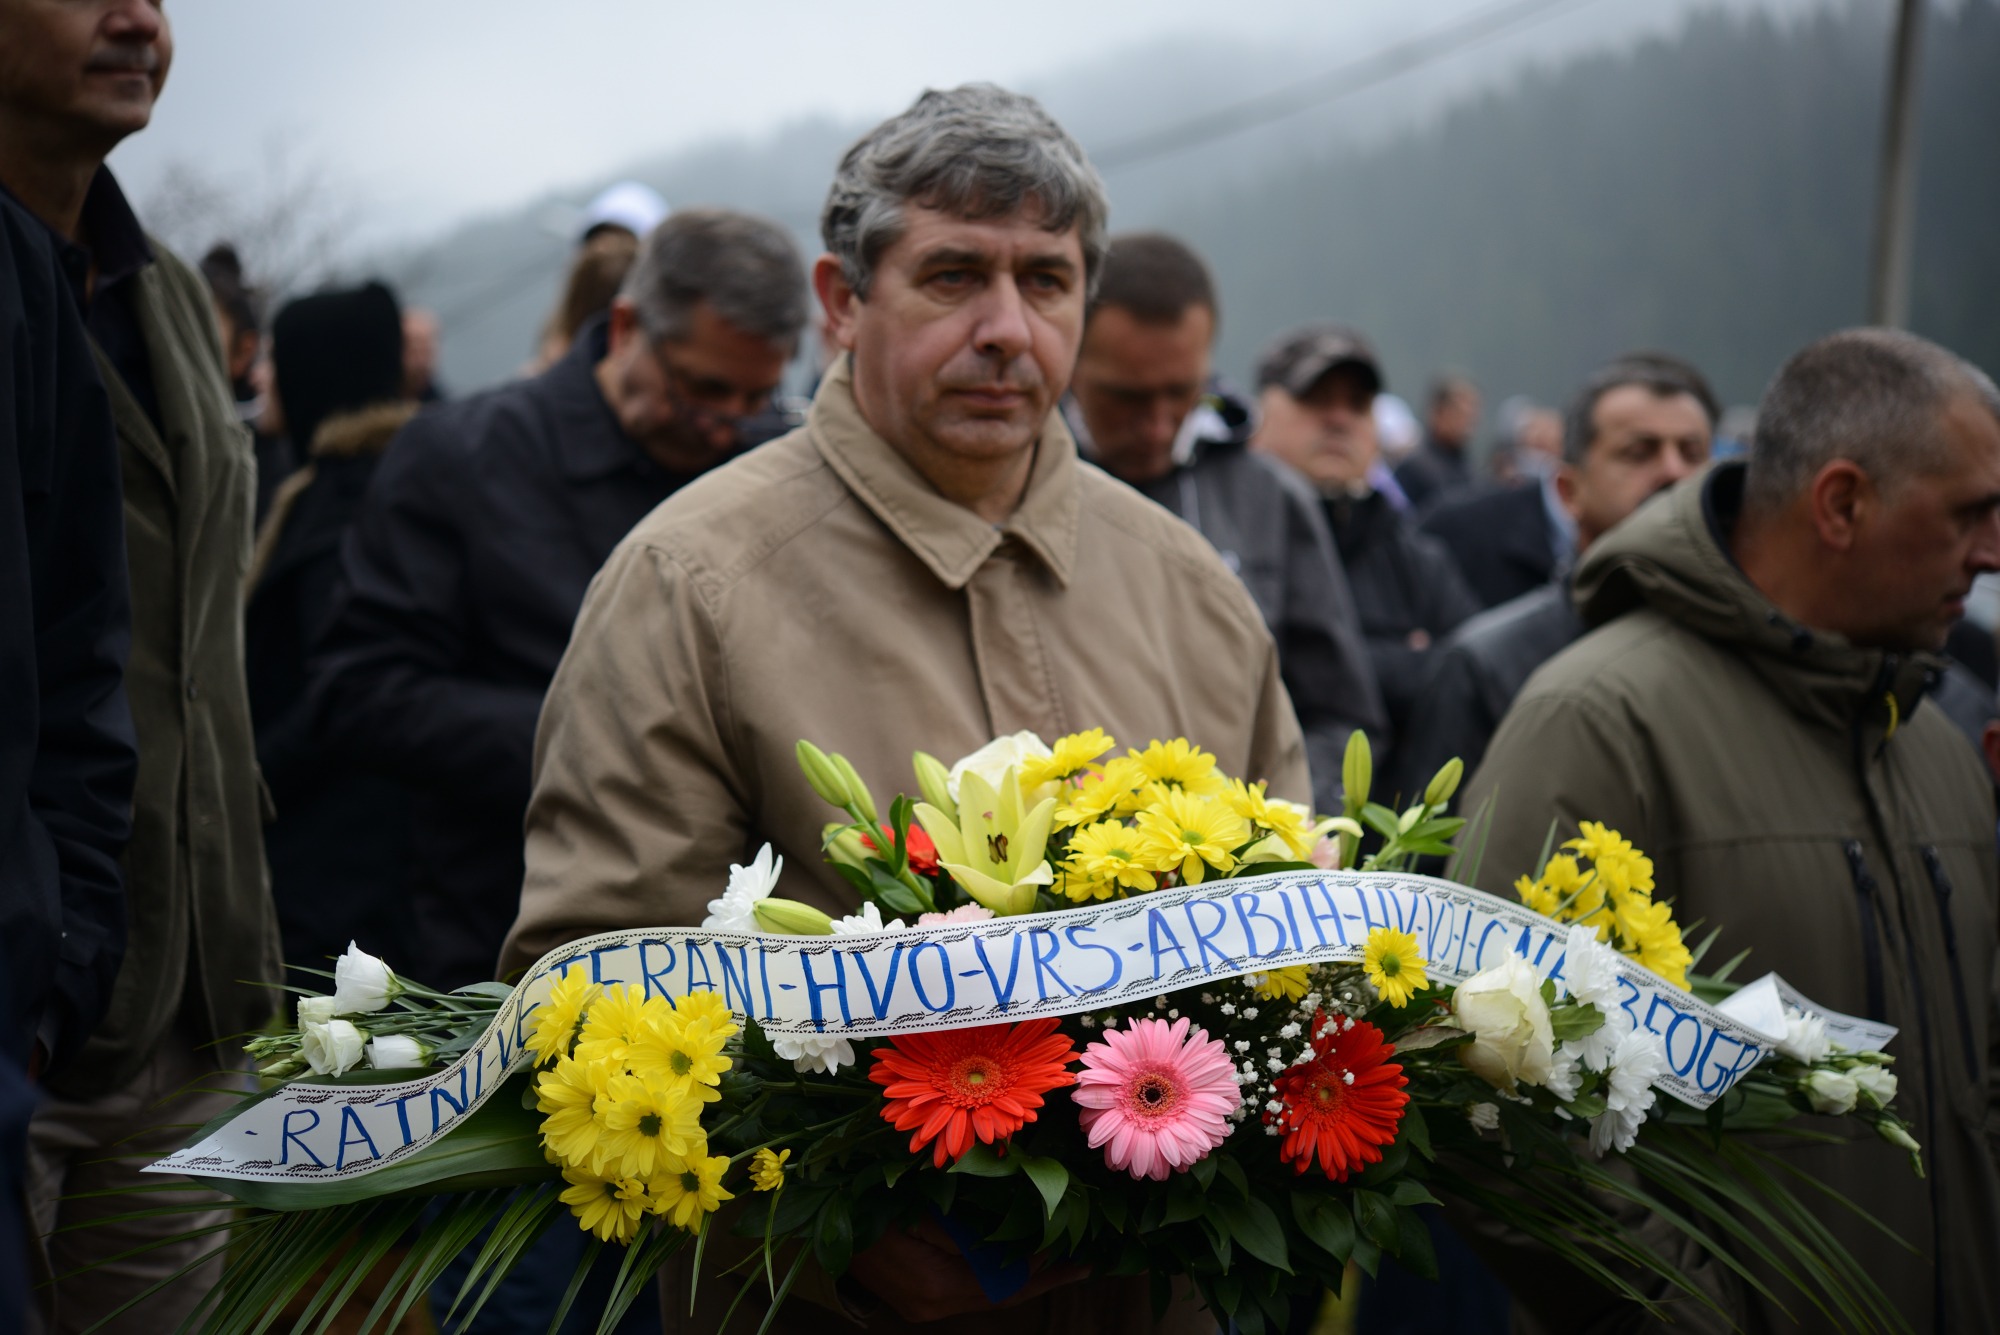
[1918,846,1979,1078]
[1840,841,1888,1022]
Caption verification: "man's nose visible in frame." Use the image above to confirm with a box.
[103,0,165,40]
[1968,509,2000,576]
[970,280,1033,363]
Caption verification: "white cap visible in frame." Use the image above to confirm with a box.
[579,181,669,243]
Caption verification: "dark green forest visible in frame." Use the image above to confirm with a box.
[1169,0,2000,408]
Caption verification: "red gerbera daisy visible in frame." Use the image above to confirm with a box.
[860,823,941,876]
[1266,1011,1408,1181]
[869,1018,1077,1167]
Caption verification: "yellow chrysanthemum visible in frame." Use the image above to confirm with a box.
[650,1152,735,1231]
[1250,966,1311,1003]
[626,1010,732,1101]
[1222,780,1317,859]
[1132,789,1248,885]
[1054,756,1150,828]
[559,1165,650,1244]
[1567,822,1654,898]
[671,990,740,1034]
[1020,728,1116,789]
[525,970,600,1066]
[596,1073,706,1178]
[536,1057,613,1171]
[749,1147,791,1192]
[1129,738,1226,796]
[1626,899,1692,990]
[572,984,671,1068]
[1060,821,1159,900]
[1514,872,1562,919]
[1363,927,1430,1008]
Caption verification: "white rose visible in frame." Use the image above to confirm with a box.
[1851,1065,1897,1110]
[365,1034,430,1070]
[947,732,1052,801]
[332,942,400,1014]
[301,1019,367,1076]
[1804,1069,1859,1116]
[1777,1008,1830,1064]
[1452,953,1555,1093]
[297,995,338,1027]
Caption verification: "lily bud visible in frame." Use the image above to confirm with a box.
[1397,805,1423,834]
[797,741,852,809]
[754,898,836,936]
[826,826,872,870]
[1423,757,1464,808]
[1342,731,1372,816]
[913,751,957,823]
[831,753,878,824]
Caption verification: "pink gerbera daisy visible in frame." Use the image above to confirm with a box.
[1073,1016,1241,1180]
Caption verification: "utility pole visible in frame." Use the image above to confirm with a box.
[1868,0,1925,327]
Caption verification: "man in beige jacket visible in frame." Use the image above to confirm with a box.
[502,83,1308,1333]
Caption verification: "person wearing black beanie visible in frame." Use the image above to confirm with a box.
[247,281,420,974]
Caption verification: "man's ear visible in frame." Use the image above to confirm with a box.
[1553,462,1584,523]
[1981,719,2000,788]
[1807,459,1870,552]
[813,254,858,352]
[604,296,642,357]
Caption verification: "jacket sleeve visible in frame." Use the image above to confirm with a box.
[1457,687,1656,893]
[22,240,136,1072]
[1244,629,1313,811]
[1275,477,1388,812]
[501,541,751,978]
[1390,634,1494,810]
[308,417,544,814]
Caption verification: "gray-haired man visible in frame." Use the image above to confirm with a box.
[502,84,1304,1332]
[312,207,810,993]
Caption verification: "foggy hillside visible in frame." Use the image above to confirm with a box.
[381,0,1998,414]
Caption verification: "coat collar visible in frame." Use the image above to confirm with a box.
[807,354,1080,591]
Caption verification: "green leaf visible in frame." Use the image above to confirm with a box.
[1213,1151,1251,1202]
[946,1142,1019,1178]
[872,876,927,917]
[1549,1003,1608,1044]
[813,1194,854,1277]
[1190,1154,1217,1189]
[1394,1205,1439,1279]
[1292,1194,1355,1264]
[1389,1180,1440,1208]
[1018,1155,1070,1220]
[1354,1189,1400,1251]
[1214,1195,1290,1273]
[1400,1103,1434,1161]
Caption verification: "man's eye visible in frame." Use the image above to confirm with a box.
[930,269,975,288]
[1022,271,1066,293]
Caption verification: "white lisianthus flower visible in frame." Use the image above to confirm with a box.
[1777,1007,1830,1064]
[772,1032,857,1075]
[365,1034,430,1069]
[301,1019,367,1076]
[332,943,401,1014]
[1851,1065,1897,1109]
[1452,953,1555,1093]
[702,844,784,934]
[946,731,1051,801]
[297,995,338,1027]
[1467,1102,1501,1131]
[830,902,904,936]
[1589,1027,1664,1155]
[1805,1068,1860,1116]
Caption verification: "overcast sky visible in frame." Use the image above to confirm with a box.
[110,0,1820,251]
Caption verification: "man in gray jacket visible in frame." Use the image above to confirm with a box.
[1065,233,1385,811]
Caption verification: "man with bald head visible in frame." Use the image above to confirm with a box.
[1464,329,2000,1331]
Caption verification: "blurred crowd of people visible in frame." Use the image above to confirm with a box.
[6,5,1999,1335]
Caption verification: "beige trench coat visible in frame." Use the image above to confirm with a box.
[502,356,1311,1333]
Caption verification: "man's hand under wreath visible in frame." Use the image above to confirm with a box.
[844,1214,1089,1324]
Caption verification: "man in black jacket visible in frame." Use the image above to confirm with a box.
[311,208,808,990]
[1394,373,1480,512]
[1393,353,1715,800]
[1250,323,1478,785]
[0,187,132,1087]
[1065,234,1385,810]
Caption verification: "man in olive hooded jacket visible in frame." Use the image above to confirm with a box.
[1464,328,2000,1333]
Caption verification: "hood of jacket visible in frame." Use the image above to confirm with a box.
[1574,459,1939,740]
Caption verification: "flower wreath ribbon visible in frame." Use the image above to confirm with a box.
[149,869,1888,1184]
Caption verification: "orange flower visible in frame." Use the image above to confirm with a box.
[868,1018,1077,1168]
[1267,1012,1408,1180]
